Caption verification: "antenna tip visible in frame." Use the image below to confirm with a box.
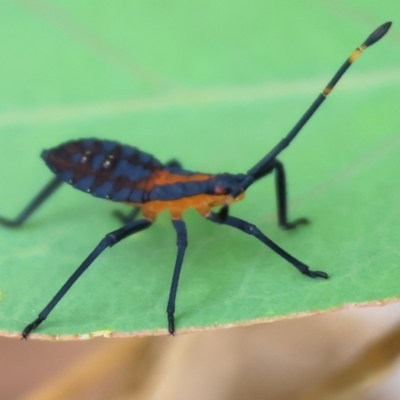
[364,22,392,46]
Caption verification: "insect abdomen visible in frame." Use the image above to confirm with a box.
[42,139,163,202]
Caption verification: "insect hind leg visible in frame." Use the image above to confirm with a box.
[22,218,152,338]
[0,177,63,228]
[254,159,308,230]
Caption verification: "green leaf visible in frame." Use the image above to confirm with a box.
[0,1,399,339]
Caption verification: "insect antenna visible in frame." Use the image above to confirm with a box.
[217,21,392,220]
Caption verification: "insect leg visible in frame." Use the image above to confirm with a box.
[165,159,182,168]
[271,159,308,229]
[253,159,308,230]
[113,207,141,224]
[113,159,183,224]
[207,212,328,279]
[167,219,188,334]
[0,177,63,228]
[21,218,152,338]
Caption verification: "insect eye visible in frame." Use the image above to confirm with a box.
[214,185,227,195]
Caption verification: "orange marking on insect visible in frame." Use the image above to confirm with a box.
[349,48,362,63]
[136,170,215,193]
[323,87,332,96]
[128,192,245,220]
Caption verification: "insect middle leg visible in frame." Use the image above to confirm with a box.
[0,176,63,227]
[207,212,328,279]
[22,218,153,338]
[113,206,142,224]
[167,219,188,334]
[255,159,308,230]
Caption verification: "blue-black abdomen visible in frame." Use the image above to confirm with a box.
[42,139,163,202]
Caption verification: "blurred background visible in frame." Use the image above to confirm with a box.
[1,1,400,398]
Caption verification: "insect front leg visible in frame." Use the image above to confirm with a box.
[254,159,308,230]
[22,218,152,338]
[0,177,63,228]
[207,212,328,279]
[167,219,188,334]
[271,159,309,229]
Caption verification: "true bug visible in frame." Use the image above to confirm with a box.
[0,22,391,338]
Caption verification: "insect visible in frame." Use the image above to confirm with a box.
[0,22,391,338]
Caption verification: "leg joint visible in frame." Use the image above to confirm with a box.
[103,233,118,247]
[247,223,259,236]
